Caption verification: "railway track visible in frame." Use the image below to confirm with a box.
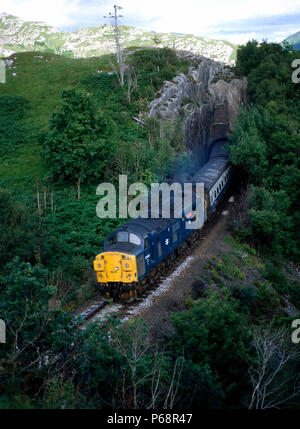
[80,300,108,320]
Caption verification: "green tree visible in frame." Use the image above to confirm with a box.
[42,89,117,197]
[0,188,40,268]
[0,259,74,398]
[0,96,29,157]
[247,187,294,255]
[235,40,261,76]
[170,291,253,402]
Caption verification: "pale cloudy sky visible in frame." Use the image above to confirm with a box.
[3,0,300,44]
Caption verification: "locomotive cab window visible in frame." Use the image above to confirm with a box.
[144,237,149,249]
[115,231,141,246]
[129,233,141,246]
[117,231,128,242]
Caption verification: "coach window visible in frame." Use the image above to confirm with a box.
[129,233,141,246]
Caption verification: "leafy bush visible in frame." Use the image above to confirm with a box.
[170,291,253,400]
[0,259,74,397]
[0,96,29,156]
[0,188,41,268]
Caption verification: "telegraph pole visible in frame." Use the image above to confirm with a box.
[104,4,123,64]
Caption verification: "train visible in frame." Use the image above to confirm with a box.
[93,139,232,301]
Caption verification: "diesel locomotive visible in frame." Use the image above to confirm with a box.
[93,139,232,300]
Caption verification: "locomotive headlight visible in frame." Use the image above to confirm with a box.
[97,263,101,268]
[115,266,119,271]
[125,263,129,268]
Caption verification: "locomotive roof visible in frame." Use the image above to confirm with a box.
[104,217,174,255]
[103,241,142,255]
[111,217,173,238]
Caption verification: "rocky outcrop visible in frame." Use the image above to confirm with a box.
[149,54,247,166]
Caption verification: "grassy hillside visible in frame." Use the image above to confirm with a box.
[0,51,117,187]
[0,48,192,189]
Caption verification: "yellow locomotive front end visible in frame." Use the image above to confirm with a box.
[93,252,138,300]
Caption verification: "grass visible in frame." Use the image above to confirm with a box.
[0,51,116,188]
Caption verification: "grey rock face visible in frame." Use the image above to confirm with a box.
[149,54,247,166]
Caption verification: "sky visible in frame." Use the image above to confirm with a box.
[3,0,300,44]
